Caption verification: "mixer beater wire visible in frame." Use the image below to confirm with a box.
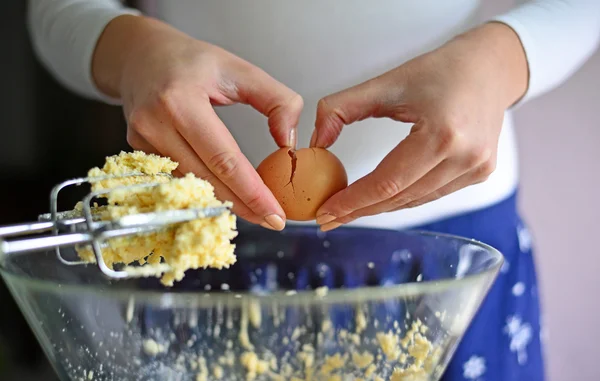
[0,173,230,279]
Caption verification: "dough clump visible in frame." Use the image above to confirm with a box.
[76,151,237,286]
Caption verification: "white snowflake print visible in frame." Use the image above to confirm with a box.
[504,315,522,336]
[504,315,533,365]
[512,282,525,296]
[463,355,486,380]
[517,224,532,252]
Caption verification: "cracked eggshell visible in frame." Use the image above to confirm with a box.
[257,148,347,221]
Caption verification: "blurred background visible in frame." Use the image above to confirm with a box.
[0,1,598,380]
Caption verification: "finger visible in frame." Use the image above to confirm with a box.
[227,61,303,148]
[130,113,266,226]
[150,131,262,225]
[126,129,160,155]
[331,158,469,225]
[393,160,496,211]
[166,99,287,229]
[316,125,443,223]
[324,161,494,231]
[311,72,416,148]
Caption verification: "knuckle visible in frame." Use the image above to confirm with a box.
[481,158,497,177]
[125,130,139,148]
[268,93,304,126]
[317,97,330,112]
[391,191,417,207]
[288,93,304,113]
[156,82,180,111]
[127,108,144,128]
[374,178,402,199]
[317,97,347,123]
[441,111,468,131]
[244,190,265,211]
[404,199,424,209]
[128,109,152,137]
[197,171,217,184]
[464,146,492,168]
[207,151,240,180]
[475,158,497,182]
[434,126,461,155]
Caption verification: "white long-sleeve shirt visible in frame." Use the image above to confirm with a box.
[27,0,600,229]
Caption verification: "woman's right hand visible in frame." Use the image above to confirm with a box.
[92,15,303,230]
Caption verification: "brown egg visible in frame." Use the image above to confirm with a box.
[257,148,348,221]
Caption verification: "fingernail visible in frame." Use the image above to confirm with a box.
[320,221,342,232]
[264,214,286,231]
[309,129,318,147]
[260,222,275,230]
[316,213,336,225]
[288,128,297,148]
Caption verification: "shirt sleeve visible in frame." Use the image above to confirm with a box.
[492,0,600,106]
[27,0,141,104]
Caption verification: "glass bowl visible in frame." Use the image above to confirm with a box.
[0,224,503,381]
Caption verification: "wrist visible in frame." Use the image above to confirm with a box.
[451,22,529,108]
[91,15,167,98]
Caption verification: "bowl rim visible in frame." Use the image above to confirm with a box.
[0,229,504,307]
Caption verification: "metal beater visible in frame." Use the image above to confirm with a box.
[0,173,229,279]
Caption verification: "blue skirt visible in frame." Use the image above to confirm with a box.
[418,192,546,381]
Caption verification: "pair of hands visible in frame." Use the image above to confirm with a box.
[93,16,528,231]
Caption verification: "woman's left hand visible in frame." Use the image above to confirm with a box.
[311,22,529,231]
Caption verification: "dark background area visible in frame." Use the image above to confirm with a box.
[0,2,138,379]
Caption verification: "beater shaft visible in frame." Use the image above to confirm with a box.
[0,206,228,256]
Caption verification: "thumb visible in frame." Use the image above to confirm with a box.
[311,74,405,148]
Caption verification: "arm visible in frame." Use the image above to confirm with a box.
[312,0,600,229]
[27,1,304,230]
[492,0,600,105]
[27,0,140,104]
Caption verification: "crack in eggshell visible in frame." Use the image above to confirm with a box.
[310,147,317,161]
[257,147,347,221]
[286,149,297,197]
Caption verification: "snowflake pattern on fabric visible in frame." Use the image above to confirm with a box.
[463,355,486,380]
[512,282,525,296]
[414,194,544,381]
[504,315,533,365]
[517,224,533,253]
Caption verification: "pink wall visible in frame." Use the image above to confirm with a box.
[515,50,600,381]
[480,2,600,379]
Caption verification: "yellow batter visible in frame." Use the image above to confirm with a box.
[76,151,237,286]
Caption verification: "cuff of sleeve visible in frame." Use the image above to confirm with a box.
[80,7,142,105]
[490,15,538,108]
